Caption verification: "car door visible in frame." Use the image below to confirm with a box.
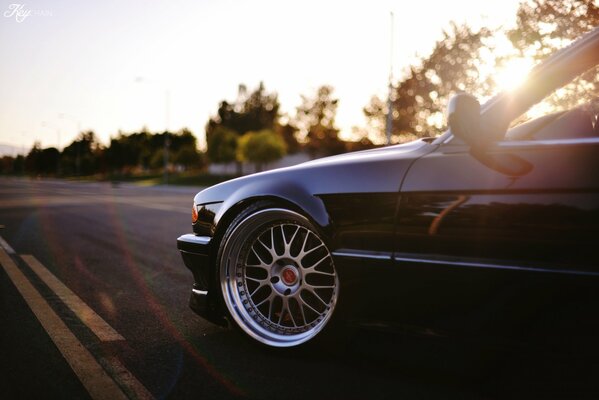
[390,133,599,341]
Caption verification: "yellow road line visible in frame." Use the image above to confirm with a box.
[21,254,125,342]
[0,235,15,254]
[0,248,128,400]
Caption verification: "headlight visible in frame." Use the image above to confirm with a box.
[192,202,223,236]
[192,203,199,223]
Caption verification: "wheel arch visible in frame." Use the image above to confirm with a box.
[213,181,331,237]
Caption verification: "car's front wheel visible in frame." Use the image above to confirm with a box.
[218,204,339,347]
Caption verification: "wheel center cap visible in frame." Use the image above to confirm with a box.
[281,267,298,286]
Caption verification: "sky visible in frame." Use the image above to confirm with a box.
[0,0,523,153]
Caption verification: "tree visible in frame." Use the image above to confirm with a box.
[363,23,492,142]
[508,0,599,59]
[507,0,599,110]
[0,156,14,174]
[168,128,197,152]
[174,146,204,170]
[160,128,204,171]
[149,149,166,170]
[237,130,287,172]
[24,142,42,174]
[205,82,280,139]
[60,131,102,176]
[238,82,280,132]
[105,132,134,172]
[205,82,281,173]
[1,155,25,175]
[362,0,599,144]
[13,155,25,174]
[275,122,301,154]
[39,147,60,174]
[345,136,376,153]
[206,126,238,164]
[105,128,187,173]
[295,85,345,156]
[362,95,387,142]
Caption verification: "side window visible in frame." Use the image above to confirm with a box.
[505,98,599,141]
[504,63,599,142]
[533,102,597,140]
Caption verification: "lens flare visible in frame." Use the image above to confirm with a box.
[494,57,535,91]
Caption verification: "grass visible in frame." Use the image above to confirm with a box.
[122,172,238,187]
[6,171,238,188]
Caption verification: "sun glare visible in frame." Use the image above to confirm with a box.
[494,57,536,91]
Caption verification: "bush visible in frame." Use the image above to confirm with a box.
[237,130,287,171]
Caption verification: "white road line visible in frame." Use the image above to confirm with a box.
[0,195,189,214]
[109,197,188,214]
[0,235,15,254]
[104,356,155,400]
[0,248,128,400]
[21,254,125,342]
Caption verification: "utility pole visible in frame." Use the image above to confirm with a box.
[385,11,395,146]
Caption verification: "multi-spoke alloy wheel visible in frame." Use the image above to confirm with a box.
[220,207,339,347]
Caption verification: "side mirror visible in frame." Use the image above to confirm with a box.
[447,93,483,148]
[447,93,532,177]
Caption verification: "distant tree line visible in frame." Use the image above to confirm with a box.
[1,83,374,177]
[0,128,204,177]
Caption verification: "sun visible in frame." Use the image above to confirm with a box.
[493,57,536,92]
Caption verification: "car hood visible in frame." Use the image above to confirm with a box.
[194,138,434,205]
[294,139,428,168]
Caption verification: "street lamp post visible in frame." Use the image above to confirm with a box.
[385,11,395,146]
[164,89,170,185]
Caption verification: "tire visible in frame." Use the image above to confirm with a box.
[217,202,339,348]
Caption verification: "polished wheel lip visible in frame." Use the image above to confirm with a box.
[220,208,339,348]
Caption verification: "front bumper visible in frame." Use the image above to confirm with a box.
[177,234,226,326]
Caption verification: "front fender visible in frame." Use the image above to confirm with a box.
[215,180,330,230]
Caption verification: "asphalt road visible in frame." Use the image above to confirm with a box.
[0,177,596,400]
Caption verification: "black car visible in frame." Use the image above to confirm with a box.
[178,27,599,348]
